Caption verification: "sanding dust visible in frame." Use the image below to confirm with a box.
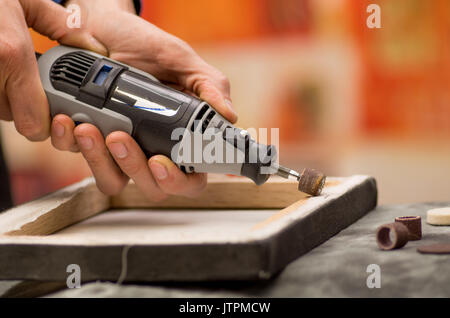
[324,180,340,187]
[251,198,308,231]
[250,180,340,231]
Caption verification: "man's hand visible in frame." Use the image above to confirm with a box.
[0,0,98,141]
[49,0,237,200]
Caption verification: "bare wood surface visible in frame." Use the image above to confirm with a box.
[0,178,109,236]
[111,174,308,209]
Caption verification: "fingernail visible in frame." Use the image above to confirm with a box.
[76,136,93,150]
[108,142,128,159]
[150,161,168,180]
[53,121,65,137]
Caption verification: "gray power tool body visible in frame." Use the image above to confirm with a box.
[37,45,276,185]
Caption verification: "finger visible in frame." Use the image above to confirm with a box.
[6,54,50,141]
[149,155,207,198]
[193,77,237,123]
[0,92,12,121]
[127,31,237,123]
[19,0,108,55]
[1,1,50,141]
[180,61,237,123]
[106,131,168,202]
[74,124,129,195]
[51,114,79,152]
[0,65,11,120]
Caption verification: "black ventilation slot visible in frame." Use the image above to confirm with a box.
[180,165,195,174]
[53,64,86,78]
[190,104,209,132]
[201,111,216,133]
[222,126,234,140]
[50,51,96,94]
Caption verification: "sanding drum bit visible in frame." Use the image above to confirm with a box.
[274,165,326,196]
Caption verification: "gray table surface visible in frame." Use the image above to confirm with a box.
[1,202,450,298]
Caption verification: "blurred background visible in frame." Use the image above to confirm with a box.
[1,0,449,205]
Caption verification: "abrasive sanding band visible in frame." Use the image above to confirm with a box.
[395,216,422,240]
[298,168,326,196]
[376,222,409,250]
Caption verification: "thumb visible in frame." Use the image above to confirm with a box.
[19,0,107,55]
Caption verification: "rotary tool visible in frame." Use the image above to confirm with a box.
[37,45,326,196]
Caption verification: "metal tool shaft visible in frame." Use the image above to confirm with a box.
[271,164,326,196]
[274,165,300,181]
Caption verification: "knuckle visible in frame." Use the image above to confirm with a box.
[52,138,77,152]
[190,75,210,96]
[196,177,208,192]
[159,175,185,195]
[49,27,69,43]
[84,154,105,170]
[0,38,26,65]
[121,161,143,176]
[217,73,230,90]
[69,145,80,153]
[186,177,207,198]
[97,180,126,196]
[0,108,13,121]
[156,36,192,65]
[169,36,192,52]
[167,183,184,195]
[15,117,48,141]
[50,136,64,150]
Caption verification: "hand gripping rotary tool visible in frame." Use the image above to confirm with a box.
[36,46,326,196]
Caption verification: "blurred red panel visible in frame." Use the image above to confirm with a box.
[349,0,450,136]
[10,170,85,205]
[141,0,311,43]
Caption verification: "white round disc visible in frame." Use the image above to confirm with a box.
[427,208,450,225]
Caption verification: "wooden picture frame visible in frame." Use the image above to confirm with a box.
[0,175,377,282]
